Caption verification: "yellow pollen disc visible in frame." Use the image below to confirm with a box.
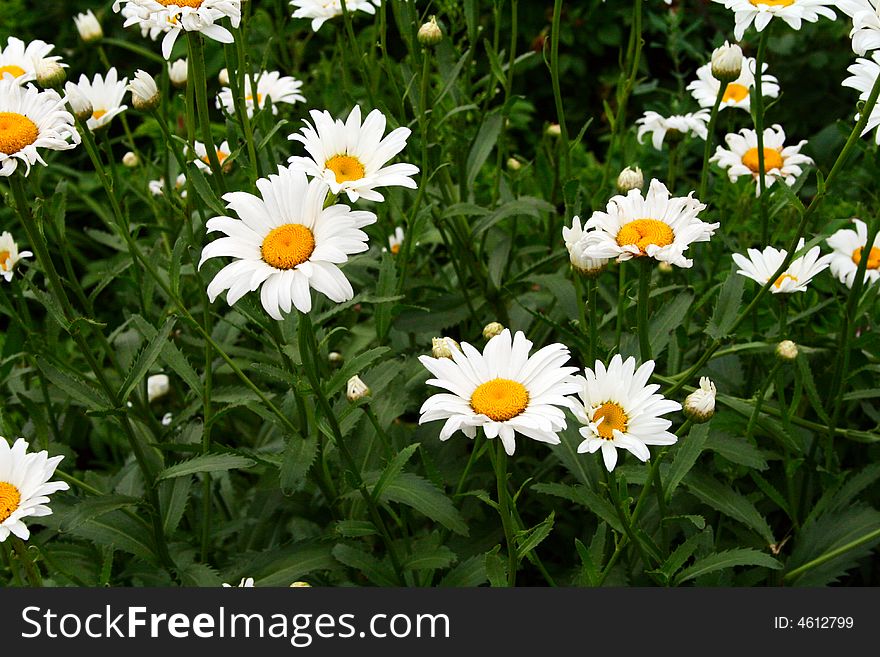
[245,93,263,105]
[749,0,793,6]
[470,378,530,422]
[0,481,21,523]
[773,273,797,288]
[92,109,107,121]
[390,243,401,255]
[852,246,880,270]
[0,112,39,155]
[325,154,366,184]
[742,147,784,173]
[722,82,749,103]
[593,402,628,440]
[0,64,26,78]
[261,223,315,270]
[157,0,204,7]
[616,219,675,254]
[216,150,228,162]
[0,250,10,271]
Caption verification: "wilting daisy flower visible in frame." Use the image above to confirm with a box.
[0,232,31,282]
[190,139,232,173]
[711,125,813,195]
[148,173,187,196]
[572,355,681,472]
[0,37,64,85]
[562,216,608,276]
[417,329,580,456]
[636,109,710,150]
[579,179,717,268]
[216,70,305,118]
[288,106,419,203]
[387,226,404,254]
[66,68,128,131]
[222,577,255,587]
[713,0,837,41]
[0,78,79,177]
[113,0,242,59]
[843,53,880,144]
[826,218,880,288]
[0,437,69,542]
[839,1,880,55]
[732,238,832,293]
[687,57,779,113]
[290,0,382,32]
[200,165,377,319]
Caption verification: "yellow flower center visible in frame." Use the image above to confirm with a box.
[852,246,880,270]
[616,219,675,254]
[157,0,204,7]
[0,481,21,523]
[743,147,784,173]
[773,273,797,288]
[593,402,628,440]
[325,154,366,184]
[0,250,10,271]
[0,64,26,78]
[470,378,530,422]
[0,112,39,155]
[261,223,315,270]
[390,243,401,255]
[245,93,263,106]
[201,150,229,165]
[92,109,107,121]
[749,0,793,6]
[722,82,749,103]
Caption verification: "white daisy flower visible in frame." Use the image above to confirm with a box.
[579,179,717,269]
[190,139,232,173]
[710,124,813,196]
[842,52,880,144]
[74,9,104,43]
[562,216,609,276]
[148,173,187,196]
[826,218,880,288]
[0,36,64,85]
[113,0,242,59]
[635,109,710,151]
[683,377,716,423]
[0,437,69,542]
[222,577,255,587]
[687,56,779,113]
[0,232,32,282]
[216,70,305,118]
[387,226,404,254]
[572,355,681,472]
[128,69,160,111]
[290,0,382,32]
[288,105,419,203]
[66,68,128,132]
[839,1,880,55]
[417,328,580,456]
[0,78,79,177]
[199,165,377,320]
[732,238,832,293]
[712,0,837,41]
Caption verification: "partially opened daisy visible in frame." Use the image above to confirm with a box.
[579,179,717,268]
[0,78,79,177]
[713,0,837,41]
[711,125,812,196]
[216,70,305,118]
[635,109,710,150]
[387,226,404,254]
[149,173,187,196]
[113,0,242,59]
[826,218,880,288]
[839,1,880,55]
[0,36,64,85]
[562,216,609,276]
[573,355,681,472]
[0,437,69,542]
[290,0,382,32]
[733,238,832,293]
[200,165,377,319]
[0,232,31,282]
[687,56,779,113]
[190,139,232,173]
[418,328,580,456]
[288,106,419,203]
[843,53,880,144]
[66,68,128,131]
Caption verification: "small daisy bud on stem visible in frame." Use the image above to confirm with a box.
[36,59,66,90]
[657,261,674,274]
[147,374,170,402]
[289,581,312,587]
[711,41,743,84]
[616,166,643,193]
[328,351,344,368]
[168,59,188,88]
[507,157,522,171]
[218,68,230,86]
[545,123,561,137]
[129,70,160,112]
[418,16,443,47]
[122,151,139,168]
[683,377,716,423]
[776,340,798,361]
[431,337,459,359]
[346,375,370,402]
[483,322,505,340]
[74,10,103,44]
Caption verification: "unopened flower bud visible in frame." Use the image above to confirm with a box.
[418,16,443,47]
[161,412,173,426]
[545,123,561,137]
[346,375,370,402]
[683,377,716,423]
[328,351,344,368]
[218,68,230,86]
[658,261,674,274]
[482,322,505,340]
[506,157,522,171]
[36,59,66,90]
[616,166,643,193]
[776,340,798,361]
[122,151,139,168]
[431,336,459,359]
[64,83,93,122]
[289,581,312,587]
[129,70,160,111]
[711,41,743,84]
[168,58,188,88]
[147,374,170,402]
[74,9,103,44]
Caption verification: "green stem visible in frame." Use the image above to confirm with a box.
[186,33,226,193]
[752,29,770,243]
[549,0,571,180]
[491,439,518,586]
[615,262,627,351]
[784,526,880,582]
[698,81,726,201]
[637,258,652,361]
[11,538,41,587]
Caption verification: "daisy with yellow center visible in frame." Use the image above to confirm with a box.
[579,179,717,269]
[0,231,32,282]
[387,226,404,254]
[711,124,813,196]
[687,55,779,113]
[0,437,69,542]
[733,238,832,294]
[713,0,837,41]
[418,329,579,456]
[0,36,64,85]
[191,139,232,173]
[0,78,79,177]
[573,355,681,472]
[216,70,305,119]
[826,218,880,289]
[288,105,419,203]
[290,0,382,32]
[200,165,377,319]
[65,68,129,132]
[635,109,710,151]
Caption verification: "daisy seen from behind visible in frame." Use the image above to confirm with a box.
[216,70,305,118]
[0,437,69,542]
[0,37,64,85]
[579,179,718,269]
[636,109,710,151]
[199,165,377,320]
[418,329,580,456]
[732,238,832,293]
[687,56,779,113]
[826,218,880,289]
[290,0,382,32]
[0,232,32,282]
[288,105,419,203]
[713,0,837,41]
[843,52,880,144]
[66,67,128,132]
[573,355,681,472]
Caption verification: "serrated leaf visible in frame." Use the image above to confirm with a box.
[705,431,768,471]
[649,291,693,357]
[374,472,468,536]
[665,423,710,499]
[515,512,554,560]
[674,549,782,585]
[371,443,420,502]
[439,555,487,587]
[160,476,191,536]
[705,266,745,340]
[280,433,318,494]
[35,356,112,411]
[325,347,391,398]
[335,520,377,538]
[57,495,140,531]
[118,316,176,403]
[684,471,775,544]
[332,543,397,586]
[403,544,457,571]
[532,482,623,534]
[485,548,507,587]
[157,454,255,481]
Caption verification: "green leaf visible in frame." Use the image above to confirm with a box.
[674,549,782,585]
[244,542,337,586]
[403,544,457,571]
[665,423,710,499]
[657,530,706,583]
[279,433,318,494]
[684,471,775,544]
[375,472,469,536]
[704,432,769,471]
[57,495,140,531]
[157,454,256,481]
[35,356,112,411]
[332,543,397,586]
[117,316,176,403]
[705,265,745,340]
[472,197,554,236]
[485,547,507,587]
[371,443,420,502]
[325,347,391,398]
[515,512,554,561]
[374,252,397,341]
[649,291,693,357]
[439,555,487,587]
[532,482,623,534]
[160,476,191,536]
[466,110,503,189]
[335,520,378,538]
